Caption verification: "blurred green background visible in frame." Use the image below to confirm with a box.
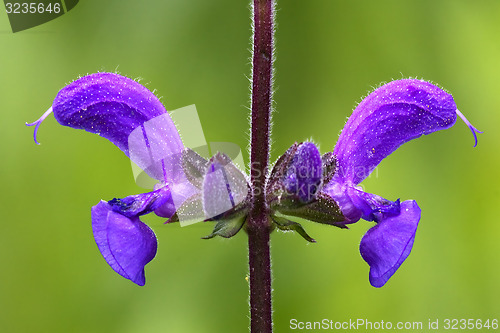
[1,1,499,332]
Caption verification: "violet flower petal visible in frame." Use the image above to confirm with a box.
[359,200,420,288]
[334,79,457,184]
[284,142,322,202]
[27,73,185,182]
[91,201,157,286]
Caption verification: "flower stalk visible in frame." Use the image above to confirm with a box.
[248,0,275,332]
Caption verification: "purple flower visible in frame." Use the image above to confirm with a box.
[28,75,481,288]
[326,79,480,287]
[269,79,481,287]
[27,72,197,285]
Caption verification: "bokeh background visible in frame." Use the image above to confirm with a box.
[1,1,499,332]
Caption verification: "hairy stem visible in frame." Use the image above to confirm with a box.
[248,0,274,332]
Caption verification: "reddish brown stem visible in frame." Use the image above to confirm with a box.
[247,0,274,332]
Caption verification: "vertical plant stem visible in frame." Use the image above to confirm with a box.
[248,0,274,332]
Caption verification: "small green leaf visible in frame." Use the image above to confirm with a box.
[202,212,247,239]
[271,215,316,243]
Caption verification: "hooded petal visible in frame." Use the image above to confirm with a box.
[52,73,178,154]
[27,72,184,181]
[359,200,420,288]
[91,201,157,286]
[334,79,457,184]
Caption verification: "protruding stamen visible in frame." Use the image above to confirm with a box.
[25,107,53,145]
[456,109,482,147]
